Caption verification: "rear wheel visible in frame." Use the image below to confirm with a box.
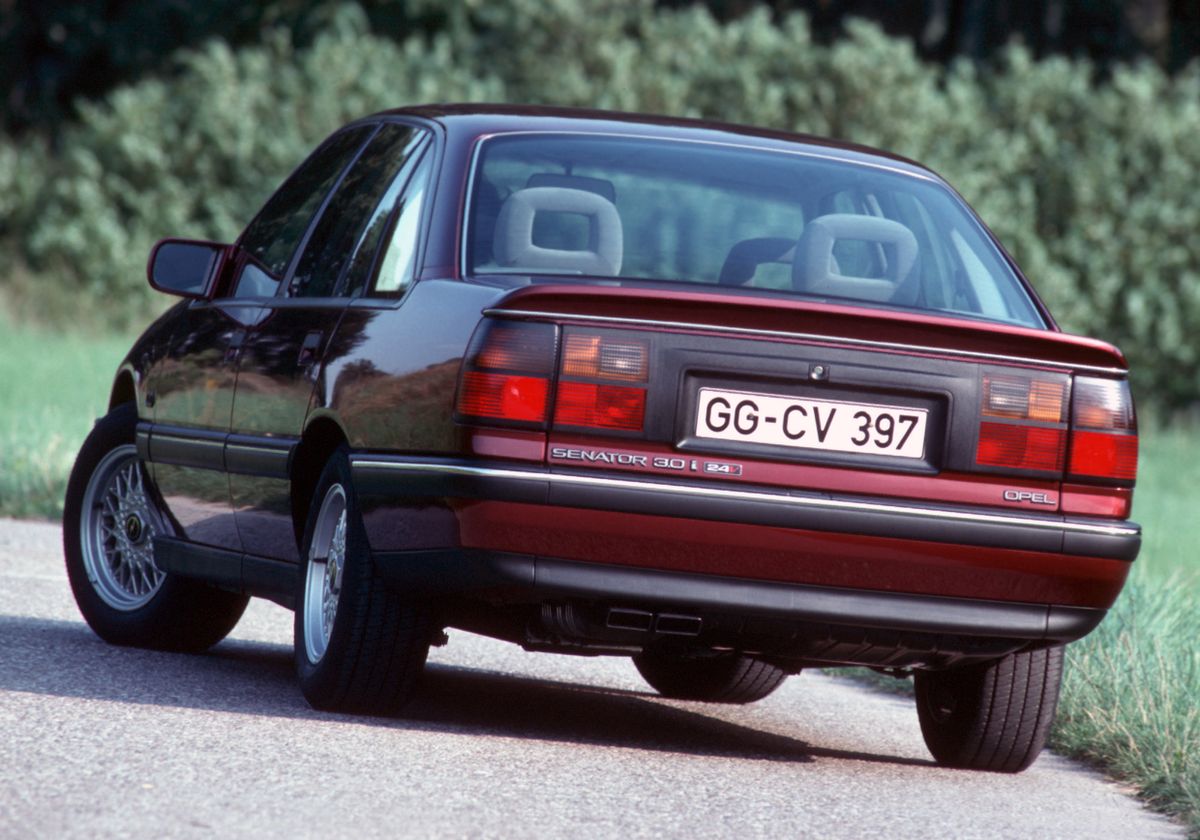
[294,448,432,715]
[914,646,1064,773]
[633,649,788,703]
[64,403,248,651]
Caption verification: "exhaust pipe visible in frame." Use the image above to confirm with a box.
[605,607,702,637]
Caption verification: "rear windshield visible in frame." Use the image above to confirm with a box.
[465,134,1046,329]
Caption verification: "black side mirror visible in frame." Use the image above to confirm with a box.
[147,239,227,299]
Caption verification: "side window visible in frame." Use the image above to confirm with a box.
[365,152,434,298]
[231,125,373,298]
[289,124,426,298]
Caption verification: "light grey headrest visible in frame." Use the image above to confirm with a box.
[794,214,918,302]
[493,187,623,276]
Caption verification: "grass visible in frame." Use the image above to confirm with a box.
[1051,428,1199,836]
[0,322,137,519]
[1,320,1196,833]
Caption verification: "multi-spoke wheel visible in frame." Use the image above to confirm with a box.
[78,445,166,610]
[64,403,248,651]
[301,483,347,665]
[294,447,433,715]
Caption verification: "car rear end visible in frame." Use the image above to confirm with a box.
[407,283,1137,665]
[352,117,1139,769]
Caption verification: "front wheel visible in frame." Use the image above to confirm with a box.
[914,646,1064,773]
[63,403,248,651]
[294,447,432,715]
[633,649,789,703]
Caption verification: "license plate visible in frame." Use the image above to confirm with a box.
[695,387,928,459]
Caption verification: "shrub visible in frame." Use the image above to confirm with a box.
[4,1,1200,411]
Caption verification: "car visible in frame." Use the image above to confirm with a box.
[63,104,1140,772]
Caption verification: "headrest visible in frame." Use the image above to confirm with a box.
[493,186,623,276]
[794,214,918,302]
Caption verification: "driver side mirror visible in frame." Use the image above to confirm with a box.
[147,239,227,299]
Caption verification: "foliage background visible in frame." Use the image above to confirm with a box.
[1,3,1197,832]
[2,0,1199,413]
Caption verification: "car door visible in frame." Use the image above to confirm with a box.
[229,121,431,562]
[148,124,376,552]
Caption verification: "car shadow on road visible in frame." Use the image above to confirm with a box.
[0,615,933,769]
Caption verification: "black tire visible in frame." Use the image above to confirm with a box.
[914,646,1064,773]
[293,447,432,715]
[63,402,249,652]
[633,649,789,703]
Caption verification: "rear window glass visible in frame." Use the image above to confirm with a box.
[466,134,1045,328]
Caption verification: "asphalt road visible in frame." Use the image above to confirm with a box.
[0,518,1182,839]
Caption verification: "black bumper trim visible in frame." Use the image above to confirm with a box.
[374,549,1105,643]
[350,457,1141,562]
[137,421,295,479]
[153,535,297,607]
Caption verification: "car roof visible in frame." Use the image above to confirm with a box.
[373,103,939,182]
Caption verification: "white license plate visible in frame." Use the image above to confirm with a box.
[695,387,928,459]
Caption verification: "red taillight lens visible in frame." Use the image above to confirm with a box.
[1068,377,1137,484]
[455,320,558,427]
[458,372,549,423]
[975,372,1068,474]
[977,422,1066,472]
[1069,430,1137,481]
[554,382,646,431]
[553,331,649,433]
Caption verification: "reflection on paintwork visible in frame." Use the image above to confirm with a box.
[322,280,500,451]
[232,474,299,563]
[154,463,239,549]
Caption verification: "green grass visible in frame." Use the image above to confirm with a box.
[1051,428,1199,836]
[0,322,137,519]
[1,322,1196,833]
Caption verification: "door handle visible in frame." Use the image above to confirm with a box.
[297,331,323,367]
[223,329,246,365]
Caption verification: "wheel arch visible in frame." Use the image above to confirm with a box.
[109,368,137,412]
[290,414,351,547]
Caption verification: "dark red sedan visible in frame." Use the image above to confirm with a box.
[64,105,1139,772]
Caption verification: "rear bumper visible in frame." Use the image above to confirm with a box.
[350,456,1141,562]
[372,548,1106,644]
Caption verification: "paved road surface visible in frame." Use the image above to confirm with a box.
[0,518,1182,839]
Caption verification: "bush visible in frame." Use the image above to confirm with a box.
[4,0,1200,410]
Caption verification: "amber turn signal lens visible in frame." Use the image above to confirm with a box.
[562,334,648,382]
[982,375,1064,423]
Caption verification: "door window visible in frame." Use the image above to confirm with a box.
[368,152,434,297]
[232,125,374,298]
[289,124,427,298]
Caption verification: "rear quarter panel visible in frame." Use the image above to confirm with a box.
[314,278,503,452]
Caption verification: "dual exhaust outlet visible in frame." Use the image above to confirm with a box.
[606,607,703,637]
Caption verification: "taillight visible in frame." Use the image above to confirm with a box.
[1068,377,1137,484]
[975,373,1067,473]
[455,322,650,435]
[455,321,558,427]
[554,332,649,433]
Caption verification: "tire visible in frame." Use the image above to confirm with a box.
[914,646,1064,773]
[294,447,432,715]
[63,402,249,652]
[633,649,789,704]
